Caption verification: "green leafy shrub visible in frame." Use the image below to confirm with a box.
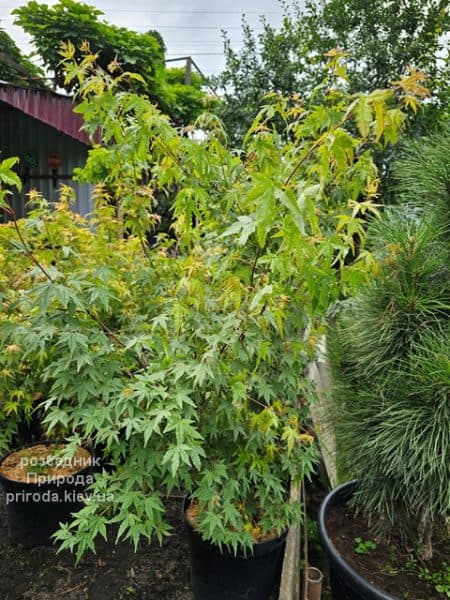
[0,50,420,559]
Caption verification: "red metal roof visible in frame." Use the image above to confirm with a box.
[0,83,90,145]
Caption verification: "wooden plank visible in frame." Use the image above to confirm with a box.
[308,341,338,487]
[278,484,301,600]
[279,340,337,600]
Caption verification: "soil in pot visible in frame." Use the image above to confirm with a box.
[0,444,91,482]
[184,498,286,600]
[0,442,94,547]
[325,497,449,599]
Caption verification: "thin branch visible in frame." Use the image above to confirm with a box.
[284,111,353,187]
[5,203,148,374]
[138,233,151,258]
[10,210,55,282]
[284,135,325,188]
[250,245,262,288]
[248,396,269,410]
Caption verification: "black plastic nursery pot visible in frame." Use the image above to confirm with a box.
[0,442,94,548]
[318,480,396,600]
[183,497,287,600]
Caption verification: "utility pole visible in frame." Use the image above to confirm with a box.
[184,56,192,85]
[165,56,217,95]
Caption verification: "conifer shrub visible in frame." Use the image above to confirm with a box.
[328,133,450,559]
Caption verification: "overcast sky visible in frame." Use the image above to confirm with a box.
[0,0,286,77]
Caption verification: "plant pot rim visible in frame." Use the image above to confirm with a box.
[306,566,323,584]
[0,440,93,487]
[318,479,398,600]
[183,495,288,558]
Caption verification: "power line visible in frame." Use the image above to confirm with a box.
[4,21,265,30]
[100,9,280,13]
[90,9,280,15]
[0,6,281,14]
[12,39,239,44]
[166,53,225,56]
[13,43,243,51]
[136,25,264,30]
[163,41,239,45]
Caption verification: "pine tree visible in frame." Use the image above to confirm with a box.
[328,134,450,559]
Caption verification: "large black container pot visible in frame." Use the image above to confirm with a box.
[318,480,396,600]
[184,498,287,600]
[0,442,94,547]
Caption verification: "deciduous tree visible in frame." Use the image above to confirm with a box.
[216,0,449,145]
[0,28,43,86]
[13,0,207,124]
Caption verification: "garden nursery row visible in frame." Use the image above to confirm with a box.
[0,2,449,599]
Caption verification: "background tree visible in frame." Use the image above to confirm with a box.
[0,28,43,87]
[13,0,206,125]
[165,67,213,128]
[216,0,450,145]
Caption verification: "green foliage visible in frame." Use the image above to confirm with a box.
[0,52,417,559]
[393,126,450,230]
[419,563,450,597]
[353,537,377,555]
[13,0,164,99]
[0,234,34,447]
[0,156,22,196]
[0,28,44,86]
[305,517,321,558]
[12,0,206,125]
[320,0,449,95]
[165,67,215,127]
[216,0,449,145]
[327,133,450,557]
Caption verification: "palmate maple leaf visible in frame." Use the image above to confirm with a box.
[391,67,430,112]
